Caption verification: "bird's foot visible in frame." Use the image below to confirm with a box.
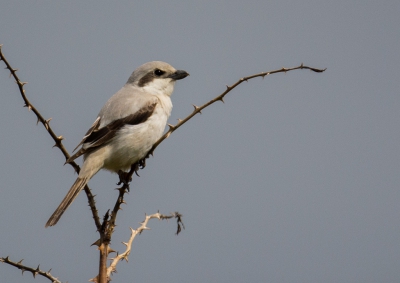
[117,170,132,186]
[138,158,146,170]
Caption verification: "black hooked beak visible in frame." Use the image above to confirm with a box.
[168,70,189,80]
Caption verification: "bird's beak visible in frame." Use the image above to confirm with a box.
[168,70,189,80]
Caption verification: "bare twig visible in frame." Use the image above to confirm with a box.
[0,45,102,231]
[97,210,111,283]
[86,186,102,231]
[96,163,139,283]
[0,256,62,283]
[89,212,183,282]
[89,212,185,283]
[149,64,326,154]
[0,45,69,164]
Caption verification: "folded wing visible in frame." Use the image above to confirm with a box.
[66,101,157,164]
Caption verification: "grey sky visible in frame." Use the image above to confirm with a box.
[1,1,399,282]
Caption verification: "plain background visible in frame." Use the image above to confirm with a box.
[1,1,399,282]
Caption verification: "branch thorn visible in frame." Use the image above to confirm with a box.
[33,265,40,278]
[24,103,32,111]
[192,104,202,114]
[167,123,175,131]
[91,239,101,247]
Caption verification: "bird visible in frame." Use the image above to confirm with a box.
[45,61,189,227]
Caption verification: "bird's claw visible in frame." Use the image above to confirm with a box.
[117,160,145,188]
[117,170,132,186]
[138,158,146,170]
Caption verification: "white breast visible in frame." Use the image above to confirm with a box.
[101,95,172,172]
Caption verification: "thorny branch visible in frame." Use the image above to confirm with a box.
[149,64,326,154]
[96,164,137,283]
[90,212,184,282]
[105,160,148,238]
[96,162,176,283]
[0,256,62,283]
[0,45,102,231]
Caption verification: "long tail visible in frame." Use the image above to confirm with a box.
[45,177,89,227]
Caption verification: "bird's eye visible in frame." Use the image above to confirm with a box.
[154,69,165,76]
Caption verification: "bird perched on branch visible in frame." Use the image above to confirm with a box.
[46,61,189,227]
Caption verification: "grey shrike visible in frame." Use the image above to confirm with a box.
[45,61,189,227]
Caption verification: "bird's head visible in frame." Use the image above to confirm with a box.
[127,61,189,96]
